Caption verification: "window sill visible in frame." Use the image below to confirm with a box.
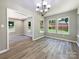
[40,31,44,33]
[57,33,69,35]
[48,32,69,35]
[48,32,56,34]
[27,30,31,32]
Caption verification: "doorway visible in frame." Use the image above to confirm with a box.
[24,17,33,37]
[7,8,33,48]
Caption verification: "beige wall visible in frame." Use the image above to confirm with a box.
[0,0,7,51]
[44,10,77,41]
[9,19,24,36]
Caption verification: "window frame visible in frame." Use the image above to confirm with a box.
[27,21,32,32]
[48,17,70,35]
[47,19,57,33]
[57,17,70,35]
[40,20,44,33]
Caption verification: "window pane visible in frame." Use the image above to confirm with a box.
[40,20,44,33]
[48,20,56,33]
[9,21,14,28]
[40,20,44,31]
[58,18,69,34]
[8,20,15,32]
[28,22,31,29]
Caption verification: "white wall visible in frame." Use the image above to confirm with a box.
[44,10,77,41]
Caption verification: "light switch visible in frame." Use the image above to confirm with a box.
[1,24,4,28]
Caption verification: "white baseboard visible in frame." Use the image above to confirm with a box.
[46,36,77,43]
[33,36,45,40]
[0,48,9,54]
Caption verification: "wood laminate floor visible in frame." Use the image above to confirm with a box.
[0,37,78,59]
[9,35,32,44]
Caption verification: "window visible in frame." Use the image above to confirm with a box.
[48,20,56,33]
[58,18,69,34]
[48,17,69,35]
[27,21,31,32]
[40,20,44,33]
[28,22,31,29]
[8,21,15,32]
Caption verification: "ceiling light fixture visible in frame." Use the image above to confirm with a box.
[36,0,51,16]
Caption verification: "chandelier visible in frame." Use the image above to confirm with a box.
[36,0,51,16]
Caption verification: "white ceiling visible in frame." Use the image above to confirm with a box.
[7,8,27,20]
[10,0,79,16]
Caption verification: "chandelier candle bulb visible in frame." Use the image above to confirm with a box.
[45,9,48,12]
[43,1,47,5]
[36,0,51,16]
[47,5,51,8]
[36,8,39,11]
[40,10,43,12]
[36,3,41,7]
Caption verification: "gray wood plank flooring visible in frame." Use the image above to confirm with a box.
[0,37,78,59]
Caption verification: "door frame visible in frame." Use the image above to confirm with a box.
[6,8,34,50]
[7,8,9,49]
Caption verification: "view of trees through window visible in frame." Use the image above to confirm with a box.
[48,17,69,34]
[58,18,69,34]
[48,20,56,33]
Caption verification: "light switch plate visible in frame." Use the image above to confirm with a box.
[1,24,4,28]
